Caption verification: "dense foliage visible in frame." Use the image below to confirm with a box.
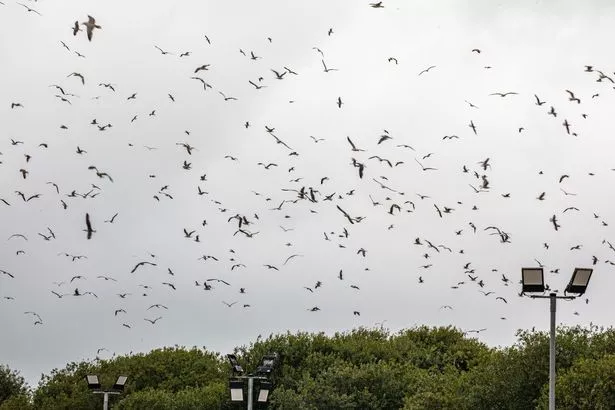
[2,325,615,409]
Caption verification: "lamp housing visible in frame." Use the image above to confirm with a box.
[257,381,272,403]
[521,268,545,293]
[565,268,593,295]
[229,379,244,402]
[85,375,101,390]
[226,354,244,374]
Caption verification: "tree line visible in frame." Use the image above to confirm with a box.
[2,325,615,409]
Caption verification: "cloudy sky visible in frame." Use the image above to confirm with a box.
[2,0,615,386]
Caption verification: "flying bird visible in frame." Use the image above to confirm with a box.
[81,15,101,41]
[131,261,157,273]
[84,213,95,239]
[489,92,518,97]
[17,3,41,15]
[418,65,436,75]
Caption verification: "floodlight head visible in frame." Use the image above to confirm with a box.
[256,353,279,375]
[521,267,545,293]
[229,379,244,402]
[257,381,272,403]
[226,354,244,374]
[85,375,101,390]
[565,268,593,295]
[112,375,128,391]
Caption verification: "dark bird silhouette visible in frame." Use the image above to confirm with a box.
[154,45,173,55]
[249,80,267,89]
[17,2,41,15]
[534,94,546,106]
[67,72,85,85]
[82,15,101,41]
[271,69,287,79]
[346,136,364,152]
[84,213,95,239]
[104,213,119,223]
[144,317,162,324]
[321,60,338,72]
[131,261,157,273]
[190,77,212,90]
[550,215,561,231]
[194,64,210,73]
[468,120,477,135]
[418,65,436,75]
[414,158,437,171]
[565,90,581,104]
[219,91,237,101]
[489,92,518,97]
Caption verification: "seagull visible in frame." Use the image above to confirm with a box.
[148,304,168,310]
[534,94,546,106]
[131,261,157,273]
[321,60,338,73]
[271,69,287,80]
[418,65,436,75]
[369,2,384,8]
[154,45,173,55]
[565,90,581,104]
[67,72,85,85]
[81,15,101,41]
[219,91,238,101]
[17,3,41,15]
[489,92,518,97]
[194,64,210,73]
[84,213,95,239]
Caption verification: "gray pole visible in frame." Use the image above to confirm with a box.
[247,377,254,410]
[549,293,556,410]
[103,392,109,410]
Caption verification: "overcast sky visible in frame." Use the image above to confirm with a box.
[2,0,615,386]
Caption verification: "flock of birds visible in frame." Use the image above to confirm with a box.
[2,1,615,359]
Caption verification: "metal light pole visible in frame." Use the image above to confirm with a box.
[227,353,278,409]
[247,377,254,410]
[91,391,121,410]
[86,375,128,410]
[521,267,594,410]
[528,292,573,410]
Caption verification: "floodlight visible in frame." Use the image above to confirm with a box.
[257,381,272,403]
[112,375,128,391]
[256,353,279,375]
[565,268,593,295]
[85,375,101,390]
[229,379,244,402]
[226,354,244,374]
[521,267,545,293]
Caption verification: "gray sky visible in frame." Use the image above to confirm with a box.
[2,0,615,386]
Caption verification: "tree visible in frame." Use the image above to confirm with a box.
[0,365,29,407]
[537,354,615,409]
[32,347,228,409]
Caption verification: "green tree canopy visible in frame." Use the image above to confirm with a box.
[9,325,615,409]
[0,364,29,408]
